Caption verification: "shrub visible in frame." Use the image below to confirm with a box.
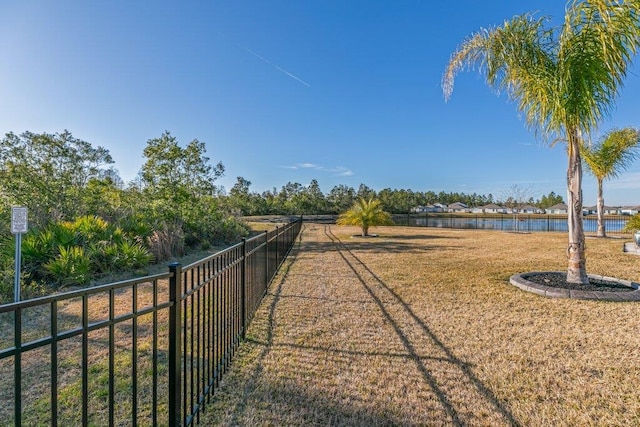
[116,240,153,269]
[44,246,91,287]
[623,214,640,233]
[71,215,110,245]
[146,224,185,262]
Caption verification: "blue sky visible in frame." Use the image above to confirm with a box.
[1,1,639,205]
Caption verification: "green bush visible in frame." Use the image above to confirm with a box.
[2,215,155,290]
[44,246,91,287]
[114,240,153,269]
[70,215,110,245]
[624,214,640,233]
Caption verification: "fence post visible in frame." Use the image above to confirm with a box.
[241,238,247,340]
[264,231,269,291]
[275,226,279,269]
[168,262,182,427]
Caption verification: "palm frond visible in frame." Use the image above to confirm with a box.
[582,127,640,180]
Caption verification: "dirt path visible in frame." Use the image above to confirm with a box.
[200,223,519,426]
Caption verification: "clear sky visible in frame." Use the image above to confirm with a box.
[1,1,639,205]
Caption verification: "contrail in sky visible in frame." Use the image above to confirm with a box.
[235,43,311,87]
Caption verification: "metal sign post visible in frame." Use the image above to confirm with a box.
[11,207,28,302]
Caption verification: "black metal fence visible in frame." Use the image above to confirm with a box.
[0,219,302,426]
[392,213,631,233]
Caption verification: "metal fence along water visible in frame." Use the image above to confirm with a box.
[0,219,302,426]
[392,213,630,233]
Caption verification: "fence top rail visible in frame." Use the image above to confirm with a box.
[182,240,245,271]
[0,271,172,313]
[182,220,301,272]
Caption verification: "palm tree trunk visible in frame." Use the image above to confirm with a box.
[566,130,589,284]
[596,179,606,238]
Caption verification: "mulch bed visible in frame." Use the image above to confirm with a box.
[522,272,636,292]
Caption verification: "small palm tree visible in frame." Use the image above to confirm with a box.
[443,0,640,284]
[336,197,393,237]
[582,128,640,237]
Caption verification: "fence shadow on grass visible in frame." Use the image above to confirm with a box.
[204,223,520,426]
[324,225,521,427]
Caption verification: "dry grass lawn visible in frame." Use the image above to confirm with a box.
[201,223,640,426]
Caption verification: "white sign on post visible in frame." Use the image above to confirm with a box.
[11,207,27,302]
[11,206,28,234]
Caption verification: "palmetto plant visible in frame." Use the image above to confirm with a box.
[337,197,393,237]
[443,0,640,284]
[44,246,91,287]
[12,215,153,287]
[582,128,640,237]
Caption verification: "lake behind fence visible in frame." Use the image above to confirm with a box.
[392,214,630,233]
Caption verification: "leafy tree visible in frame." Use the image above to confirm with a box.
[327,184,356,214]
[582,128,640,237]
[260,188,281,215]
[276,182,305,214]
[81,177,129,224]
[0,130,116,226]
[299,179,327,214]
[356,183,376,201]
[443,0,640,284]
[228,176,254,215]
[336,197,393,237]
[141,131,223,197]
[378,188,417,214]
[139,131,246,249]
[537,192,565,209]
[377,188,395,213]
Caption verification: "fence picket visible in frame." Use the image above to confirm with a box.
[0,218,302,427]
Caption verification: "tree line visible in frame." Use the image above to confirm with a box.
[226,177,565,216]
[0,129,565,300]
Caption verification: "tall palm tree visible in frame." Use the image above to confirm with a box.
[336,197,393,237]
[582,128,640,237]
[443,0,640,284]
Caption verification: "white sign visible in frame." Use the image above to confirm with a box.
[11,206,28,234]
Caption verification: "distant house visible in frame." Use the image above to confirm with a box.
[520,205,543,214]
[412,204,445,213]
[583,205,597,215]
[447,202,469,213]
[603,206,621,215]
[621,206,640,216]
[471,203,507,214]
[433,203,446,212]
[546,203,568,214]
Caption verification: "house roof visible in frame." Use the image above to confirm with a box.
[547,203,568,210]
[448,202,468,208]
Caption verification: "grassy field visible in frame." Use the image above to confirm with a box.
[201,223,640,426]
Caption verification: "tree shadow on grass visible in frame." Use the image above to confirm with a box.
[299,239,461,255]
